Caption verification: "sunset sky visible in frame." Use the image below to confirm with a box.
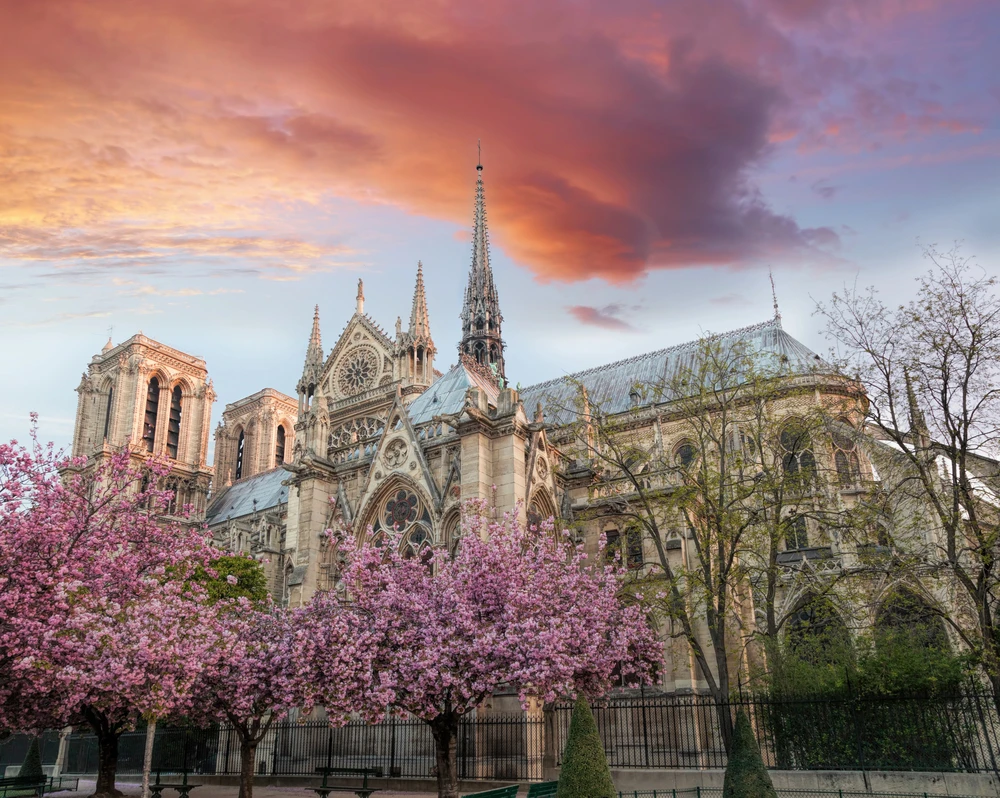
[1,0,998,452]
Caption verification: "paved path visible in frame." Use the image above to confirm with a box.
[57,780,428,798]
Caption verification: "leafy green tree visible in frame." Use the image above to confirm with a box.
[557,695,616,798]
[194,555,269,604]
[554,333,854,745]
[819,246,1000,713]
[723,710,776,798]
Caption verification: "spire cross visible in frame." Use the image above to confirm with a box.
[107,325,114,341]
[477,139,482,171]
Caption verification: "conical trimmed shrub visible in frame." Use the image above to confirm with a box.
[723,711,776,798]
[557,695,616,798]
[19,737,45,783]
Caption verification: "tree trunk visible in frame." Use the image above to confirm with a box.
[238,741,257,798]
[429,713,460,798]
[93,726,123,798]
[141,719,157,798]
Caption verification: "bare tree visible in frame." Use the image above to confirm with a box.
[818,245,1000,711]
[549,332,859,739]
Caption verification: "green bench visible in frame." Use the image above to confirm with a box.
[0,776,46,798]
[313,766,382,798]
[149,769,199,798]
[462,787,518,798]
[526,782,558,797]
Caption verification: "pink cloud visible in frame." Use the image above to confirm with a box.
[0,0,992,283]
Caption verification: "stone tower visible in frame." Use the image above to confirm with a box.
[213,388,297,486]
[71,334,215,516]
[459,159,506,381]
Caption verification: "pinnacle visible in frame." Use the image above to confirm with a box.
[410,261,432,342]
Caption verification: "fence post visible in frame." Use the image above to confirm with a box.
[271,727,278,776]
[640,684,651,768]
[388,716,396,778]
[542,705,558,782]
[970,685,1000,777]
[847,674,866,773]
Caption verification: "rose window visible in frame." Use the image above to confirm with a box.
[338,347,379,394]
[385,489,419,530]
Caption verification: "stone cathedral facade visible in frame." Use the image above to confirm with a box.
[71,162,915,694]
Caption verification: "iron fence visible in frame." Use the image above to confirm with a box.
[46,688,1000,782]
[554,688,1000,773]
[0,733,63,772]
[63,713,545,783]
[617,792,981,798]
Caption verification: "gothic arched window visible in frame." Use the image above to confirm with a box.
[780,421,816,480]
[605,528,622,563]
[876,589,949,651]
[143,378,161,452]
[785,514,808,550]
[166,386,182,460]
[787,595,850,666]
[402,527,432,562]
[626,526,643,569]
[102,386,114,441]
[832,424,861,486]
[527,502,543,531]
[675,441,697,469]
[275,425,286,466]
[235,430,246,480]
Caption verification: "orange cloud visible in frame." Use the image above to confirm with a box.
[0,0,989,282]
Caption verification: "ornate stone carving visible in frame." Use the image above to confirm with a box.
[536,456,549,478]
[383,438,407,468]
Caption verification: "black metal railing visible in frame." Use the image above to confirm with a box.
[553,688,1000,773]
[62,712,545,783]
[0,732,63,771]
[44,688,1000,781]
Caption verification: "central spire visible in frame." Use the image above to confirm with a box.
[459,153,506,381]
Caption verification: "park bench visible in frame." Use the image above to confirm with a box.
[44,776,78,794]
[0,775,46,798]
[149,769,199,798]
[525,782,558,797]
[462,787,519,798]
[313,766,382,798]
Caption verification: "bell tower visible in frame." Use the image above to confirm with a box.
[71,333,215,516]
[459,157,506,382]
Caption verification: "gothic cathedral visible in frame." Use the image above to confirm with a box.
[71,162,847,693]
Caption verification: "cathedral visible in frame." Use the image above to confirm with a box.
[71,161,878,694]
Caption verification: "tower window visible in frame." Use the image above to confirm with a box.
[832,427,861,486]
[626,526,644,569]
[275,425,286,466]
[166,386,182,460]
[780,422,816,480]
[235,430,245,480]
[102,387,114,441]
[605,528,621,563]
[785,515,809,550]
[143,378,160,453]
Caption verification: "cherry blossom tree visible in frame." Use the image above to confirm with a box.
[298,501,662,798]
[186,604,297,798]
[0,424,219,797]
